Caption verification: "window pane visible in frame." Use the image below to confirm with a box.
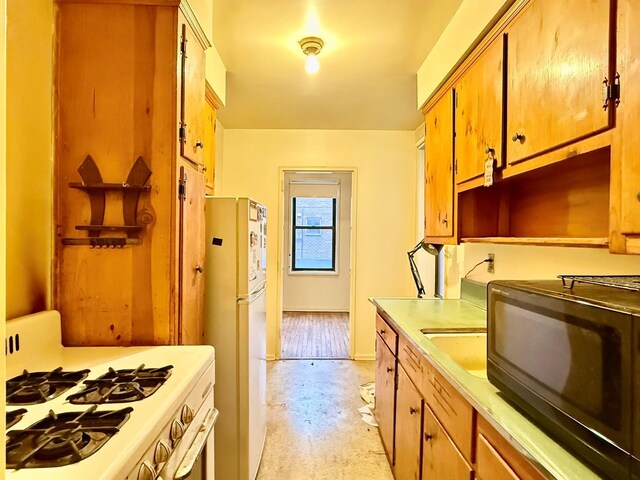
[294,229,334,269]
[294,198,334,227]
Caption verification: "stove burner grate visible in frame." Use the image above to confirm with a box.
[6,405,133,469]
[67,364,173,404]
[6,408,28,429]
[6,367,90,405]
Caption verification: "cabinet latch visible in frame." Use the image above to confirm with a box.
[602,73,621,110]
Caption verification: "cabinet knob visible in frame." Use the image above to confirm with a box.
[409,407,418,415]
[511,132,525,143]
[442,218,448,225]
[195,140,204,149]
[386,367,393,373]
[380,329,386,335]
[195,266,203,273]
[202,166,207,172]
[424,433,433,441]
[485,146,495,155]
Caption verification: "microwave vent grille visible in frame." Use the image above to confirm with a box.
[559,275,640,291]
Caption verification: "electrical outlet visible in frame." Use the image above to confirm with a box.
[487,253,495,274]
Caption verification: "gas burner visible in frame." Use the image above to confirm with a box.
[6,408,28,429]
[6,405,133,469]
[7,368,90,405]
[67,364,173,404]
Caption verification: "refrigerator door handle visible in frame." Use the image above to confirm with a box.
[237,280,267,304]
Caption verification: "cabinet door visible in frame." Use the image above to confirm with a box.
[202,92,217,193]
[422,406,474,480]
[395,365,423,480]
[179,18,206,167]
[179,165,206,344]
[506,0,613,164]
[476,433,519,480]
[425,90,455,238]
[375,334,396,465]
[455,36,504,183]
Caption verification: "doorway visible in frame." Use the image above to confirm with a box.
[279,171,352,359]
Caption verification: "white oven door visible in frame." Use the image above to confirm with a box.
[161,399,219,480]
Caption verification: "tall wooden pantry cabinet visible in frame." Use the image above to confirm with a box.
[54,0,210,346]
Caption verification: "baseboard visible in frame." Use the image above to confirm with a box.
[283,309,349,314]
[266,354,277,361]
[353,354,375,361]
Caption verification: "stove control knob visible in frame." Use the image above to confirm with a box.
[138,460,156,480]
[181,405,194,424]
[154,440,171,464]
[170,419,185,445]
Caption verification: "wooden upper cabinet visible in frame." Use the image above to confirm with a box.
[203,84,219,193]
[395,365,424,480]
[506,0,613,164]
[455,36,504,183]
[179,164,206,345]
[425,90,455,239]
[180,16,206,167]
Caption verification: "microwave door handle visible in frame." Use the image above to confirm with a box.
[174,408,219,480]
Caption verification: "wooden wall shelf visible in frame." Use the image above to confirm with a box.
[69,182,152,192]
[61,238,142,247]
[75,225,144,232]
[461,237,609,248]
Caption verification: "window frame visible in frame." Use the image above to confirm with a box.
[291,197,337,272]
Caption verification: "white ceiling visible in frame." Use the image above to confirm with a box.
[213,0,463,130]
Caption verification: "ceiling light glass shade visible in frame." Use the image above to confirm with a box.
[305,53,319,74]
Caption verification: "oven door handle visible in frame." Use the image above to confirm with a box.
[174,407,219,480]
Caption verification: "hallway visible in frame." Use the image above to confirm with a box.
[256,360,393,480]
[281,312,349,359]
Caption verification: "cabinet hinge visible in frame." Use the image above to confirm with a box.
[179,122,187,144]
[179,177,187,200]
[602,73,621,110]
[454,159,457,175]
[180,27,188,58]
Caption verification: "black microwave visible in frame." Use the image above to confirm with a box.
[487,280,640,479]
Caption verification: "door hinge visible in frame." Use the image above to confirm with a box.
[602,73,621,110]
[179,122,187,144]
[179,177,187,200]
[454,159,458,175]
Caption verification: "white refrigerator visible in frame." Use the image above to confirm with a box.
[204,197,267,480]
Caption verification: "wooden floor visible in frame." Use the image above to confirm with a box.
[281,312,350,359]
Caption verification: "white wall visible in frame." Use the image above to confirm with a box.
[416,0,510,108]
[282,172,351,312]
[447,244,640,296]
[221,129,417,360]
[6,0,54,319]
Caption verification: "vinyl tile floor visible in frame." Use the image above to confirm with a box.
[256,359,393,480]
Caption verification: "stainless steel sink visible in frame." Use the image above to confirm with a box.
[423,332,487,378]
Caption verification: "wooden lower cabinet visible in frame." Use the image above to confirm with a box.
[395,365,424,480]
[423,406,474,480]
[375,334,397,465]
[476,433,519,480]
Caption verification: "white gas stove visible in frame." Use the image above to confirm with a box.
[5,311,217,480]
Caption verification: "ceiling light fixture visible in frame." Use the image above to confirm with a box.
[299,36,324,74]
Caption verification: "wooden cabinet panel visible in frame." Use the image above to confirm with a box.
[506,0,612,164]
[395,365,424,480]
[425,90,455,239]
[179,165,205,345]
[376,313,398,355]
[179,16,206,167]
[455,37,504,183]
[477,416,545,480]
[202,86,217,193]
[616,0,640,240]
[423,406,474,480]
[375,334,397,465]
[398,334,428,398]
[477,434,519,480]
[425,365,475,463]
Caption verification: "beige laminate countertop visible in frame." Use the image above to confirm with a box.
[370,297,600,480]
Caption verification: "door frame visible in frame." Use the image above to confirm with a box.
[274,167,357,360]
